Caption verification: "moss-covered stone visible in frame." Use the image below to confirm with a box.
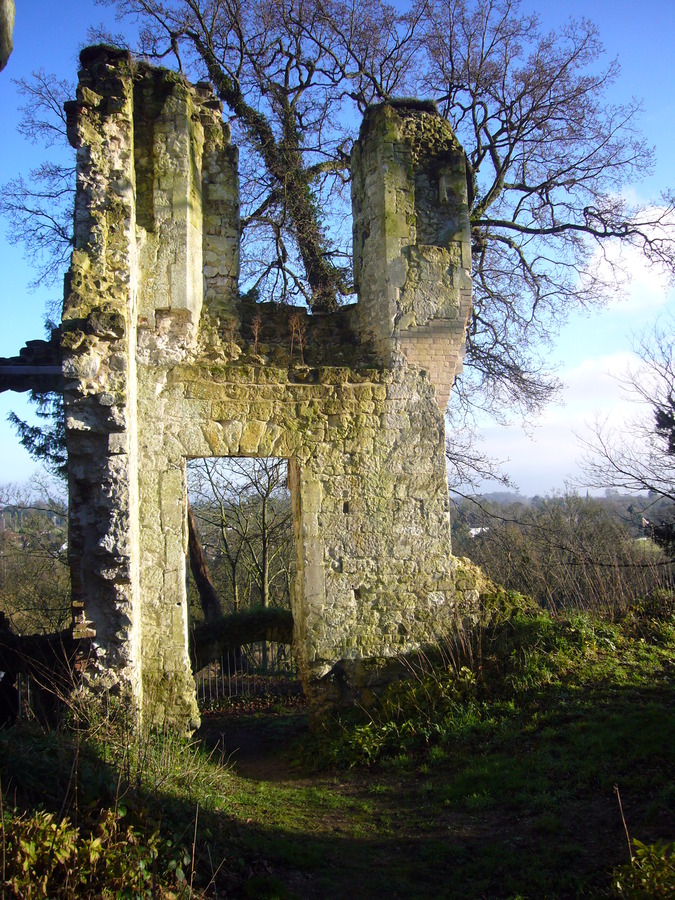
[62,51,474,730]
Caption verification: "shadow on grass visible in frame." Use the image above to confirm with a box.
[0,675,672,898]
[198,677,673,897]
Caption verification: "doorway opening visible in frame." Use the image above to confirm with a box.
[186,457,299,706]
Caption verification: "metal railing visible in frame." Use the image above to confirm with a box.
[196,641,298,706]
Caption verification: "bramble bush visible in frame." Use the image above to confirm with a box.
[0,805,192,898]
[613,839,675,897]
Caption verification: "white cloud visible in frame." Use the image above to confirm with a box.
[584,202,675,316]
[475,351,649,494]
[555,352,641,419]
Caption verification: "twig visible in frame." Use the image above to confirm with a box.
[190,801,199,896]
[1,773,6,885]
[205,844,228,899]
[614,784,633,863]
[57,743,79,826]
[251,312,262,356]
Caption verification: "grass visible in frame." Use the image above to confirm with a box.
[0,592,673,897]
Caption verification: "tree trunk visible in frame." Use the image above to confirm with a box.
[187,504,223,623]
[232,569,240,613]
[261,497,269,670]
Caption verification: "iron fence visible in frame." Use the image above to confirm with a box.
[2,643,300,723]
[196,641,298,705]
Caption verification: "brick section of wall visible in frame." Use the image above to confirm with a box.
[399,286,473,411]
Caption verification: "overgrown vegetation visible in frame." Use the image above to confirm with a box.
[0,582,672,897]
[1,481,673,896]
[451,491,674,614]
[0,806,190,898]
[0,696,230,898]
[613,839,675,897]
[307,588,674,765]
[0,480,70,634]
[299,589,674,895]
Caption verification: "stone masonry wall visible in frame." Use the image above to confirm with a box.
[62,48,473,728]
[352,102,472,410]
[62,47,143,708]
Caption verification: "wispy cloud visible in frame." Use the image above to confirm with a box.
[587,246,673,317]
[477,351,648,494]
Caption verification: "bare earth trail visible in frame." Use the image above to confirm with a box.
[195,703,629,899]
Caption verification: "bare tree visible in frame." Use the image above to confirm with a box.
[235,458,293,612]
[418,0,675,418]
[580,316,675,517]
[452,491,672,614]
[96,0,420,310]
[186,503,223,622]
[92,0,675,418]
[188,458,249,614]
[0,479,71,634]
[445,413,513,492]
[4,0,675,482]
[187,457,294,616]
[0,71,75,294]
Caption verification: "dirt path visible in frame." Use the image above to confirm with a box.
[196,703,451,898]
[194,700,641,899]
[197,700,310,780]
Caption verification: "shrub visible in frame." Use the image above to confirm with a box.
[0,805,192,898]
[452,492,674,616]
[613,840,675,897]
[306,595,673,769]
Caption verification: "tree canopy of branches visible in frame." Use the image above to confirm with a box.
[418,0,674,416]
[90,0,674,419]
[0,70,75,295]
[187,457,294,617]
[4,0,675,426]
[581,316,675,548]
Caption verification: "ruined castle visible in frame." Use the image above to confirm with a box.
[4,46,476,728]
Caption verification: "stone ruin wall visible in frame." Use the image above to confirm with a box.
[0,0,14,73]
[60,47,474,728]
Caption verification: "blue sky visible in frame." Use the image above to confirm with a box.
[478,0,675,493]
[0,1,131,484]
[1,0,674,493]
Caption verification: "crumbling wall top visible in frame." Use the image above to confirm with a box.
[351,100,472,408]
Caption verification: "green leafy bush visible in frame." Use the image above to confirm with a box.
[1,805,191,898]
[307,597,673,769]
[613,840,675,897]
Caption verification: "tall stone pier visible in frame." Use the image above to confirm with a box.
[61,47,473,728]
